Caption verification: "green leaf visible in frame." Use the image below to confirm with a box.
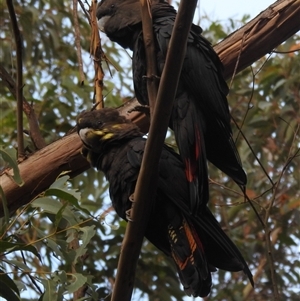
[49,175,70,189]
[66,273,87,293]
[68,226,96,263]
[0,148,24,186]
[46,176,91,216]
[44,238,64,259]
[31,197,78,225]
[0,279,21,301]
[3,259,30,272]
[0,241,40,260]
[41,278,57,301]
[0,186,10,232]
[0,270,20,297]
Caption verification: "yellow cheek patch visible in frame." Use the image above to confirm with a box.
[91,130,104,136]
[112,124,122,129]
[102,133,114,140]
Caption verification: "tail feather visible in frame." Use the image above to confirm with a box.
[192,208,254,286]
[168,216,212,297]
[166,198,254,289]
[205,118,247,186]
[171,93,209,212]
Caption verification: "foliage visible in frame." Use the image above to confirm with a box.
[0,0,299,300]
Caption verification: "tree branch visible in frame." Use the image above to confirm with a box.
[90,0,105,109]
[214,0,300,80]
[1,0,300,216]
[0,64,46,150]
[6,0,25,157]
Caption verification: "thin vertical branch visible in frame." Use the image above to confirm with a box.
[73,0,85,85]
[78,0,92,25]
[0,64,46,149]
[68,231,88,300]
[111,0,198,300]
[263,126,300,301]
[90,0,104,109]
[6,0,24,157]
[140,0,158,115]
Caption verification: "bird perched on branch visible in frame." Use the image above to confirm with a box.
[96,0,247,212]
[77,108,253,297]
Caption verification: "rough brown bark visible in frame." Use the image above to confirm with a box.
[1,0,300,216]
[214,0,300,80]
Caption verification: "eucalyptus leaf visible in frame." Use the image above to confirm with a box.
[0,270,20,296]
[41,278,57,301]
[66,273,87,294]
[0,148,24,186]
[0,280,21,301]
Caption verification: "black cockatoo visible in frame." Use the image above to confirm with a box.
[77,108,253,297]
[96,0,247,212]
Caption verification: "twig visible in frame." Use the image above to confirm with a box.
[0,64,46,149]
[229,32,246,89]
[209,178,244,197]
[6,0,24,157]
[73,0,85,85]
[78,0,91,25]
[232,117,274,186]
[233,65,255,144]
[110,1,198,300]
[68,231,88,300]
[263,126,300,301]
[20,250,43,295]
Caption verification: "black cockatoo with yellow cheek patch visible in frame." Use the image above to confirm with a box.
[76,108,253,298]
[96,0,247,213]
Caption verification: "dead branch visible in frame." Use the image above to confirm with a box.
[90,0,105,109]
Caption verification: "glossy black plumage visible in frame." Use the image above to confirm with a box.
[77,108,253,297]
[96,0,247,212]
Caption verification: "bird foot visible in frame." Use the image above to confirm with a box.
[126,194,135,221]
[128,105,150,117]
[142,74,160,82]
[126,209,133,222]
[129,193,135,203]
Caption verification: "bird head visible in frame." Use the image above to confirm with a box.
[96,0,143,48]
[77,108,141,152]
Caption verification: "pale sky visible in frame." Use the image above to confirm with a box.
[200,0,275,19]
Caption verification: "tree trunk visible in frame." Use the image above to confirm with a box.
[1,0,300,216]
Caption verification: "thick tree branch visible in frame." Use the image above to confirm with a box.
[6,0,25,156]
[214,0,300,80]
[1,0,300,217]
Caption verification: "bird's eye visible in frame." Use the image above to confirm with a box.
[111,4,115,9]
[97,121,103,127]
